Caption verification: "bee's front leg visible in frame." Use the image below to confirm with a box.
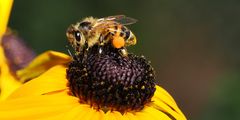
[98,34,105,55]
[119,47,128,57]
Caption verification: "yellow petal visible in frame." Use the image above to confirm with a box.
[153,86,186,119]
[79,108,99,120]
[154,86,178,109]
[104,111,129,120]
[136,107,171,120]
[0,0,13,38]
[155,85,176,103]
[0,93,79,120]
[73,107,103,120]
[37,114,65,120]
[0,67,21,100]
[0,46,21,100]
[16,50,71,82]
[43,104,95,120]
[134,110,157,120]
[105,111,118,120]
[8,65,68,99]
[124,112,138,120]
[151,97,185,120]
[60,105,91,120]
[89,110,105,120]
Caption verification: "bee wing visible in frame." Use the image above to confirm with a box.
[98,15,137,25]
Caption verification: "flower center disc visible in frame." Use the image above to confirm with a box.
[67,45,156,113]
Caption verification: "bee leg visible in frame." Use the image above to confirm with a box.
[81,43,89,64]
[98,45,103,54]
[98,34,104,55]
[83,48,88,61]
[119,47,128,57]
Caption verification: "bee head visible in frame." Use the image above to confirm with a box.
[66,23,86,53]
[66,17,97,54]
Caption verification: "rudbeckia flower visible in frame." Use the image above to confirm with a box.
[0,47,186,119]
[0,1,186,119]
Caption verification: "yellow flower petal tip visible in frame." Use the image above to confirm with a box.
[0,0,13,38]
[16,50,71,82]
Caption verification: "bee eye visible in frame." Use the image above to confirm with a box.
[74,31,81,41]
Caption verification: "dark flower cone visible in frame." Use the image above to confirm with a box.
[67,44,156,112]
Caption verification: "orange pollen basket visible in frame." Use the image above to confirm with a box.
[112,36,125,48]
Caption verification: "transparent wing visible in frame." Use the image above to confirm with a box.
[98,15,137,25]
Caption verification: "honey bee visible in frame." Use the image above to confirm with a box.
[66,15,137,57]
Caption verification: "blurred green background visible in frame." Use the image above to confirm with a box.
[9,0,240,119]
